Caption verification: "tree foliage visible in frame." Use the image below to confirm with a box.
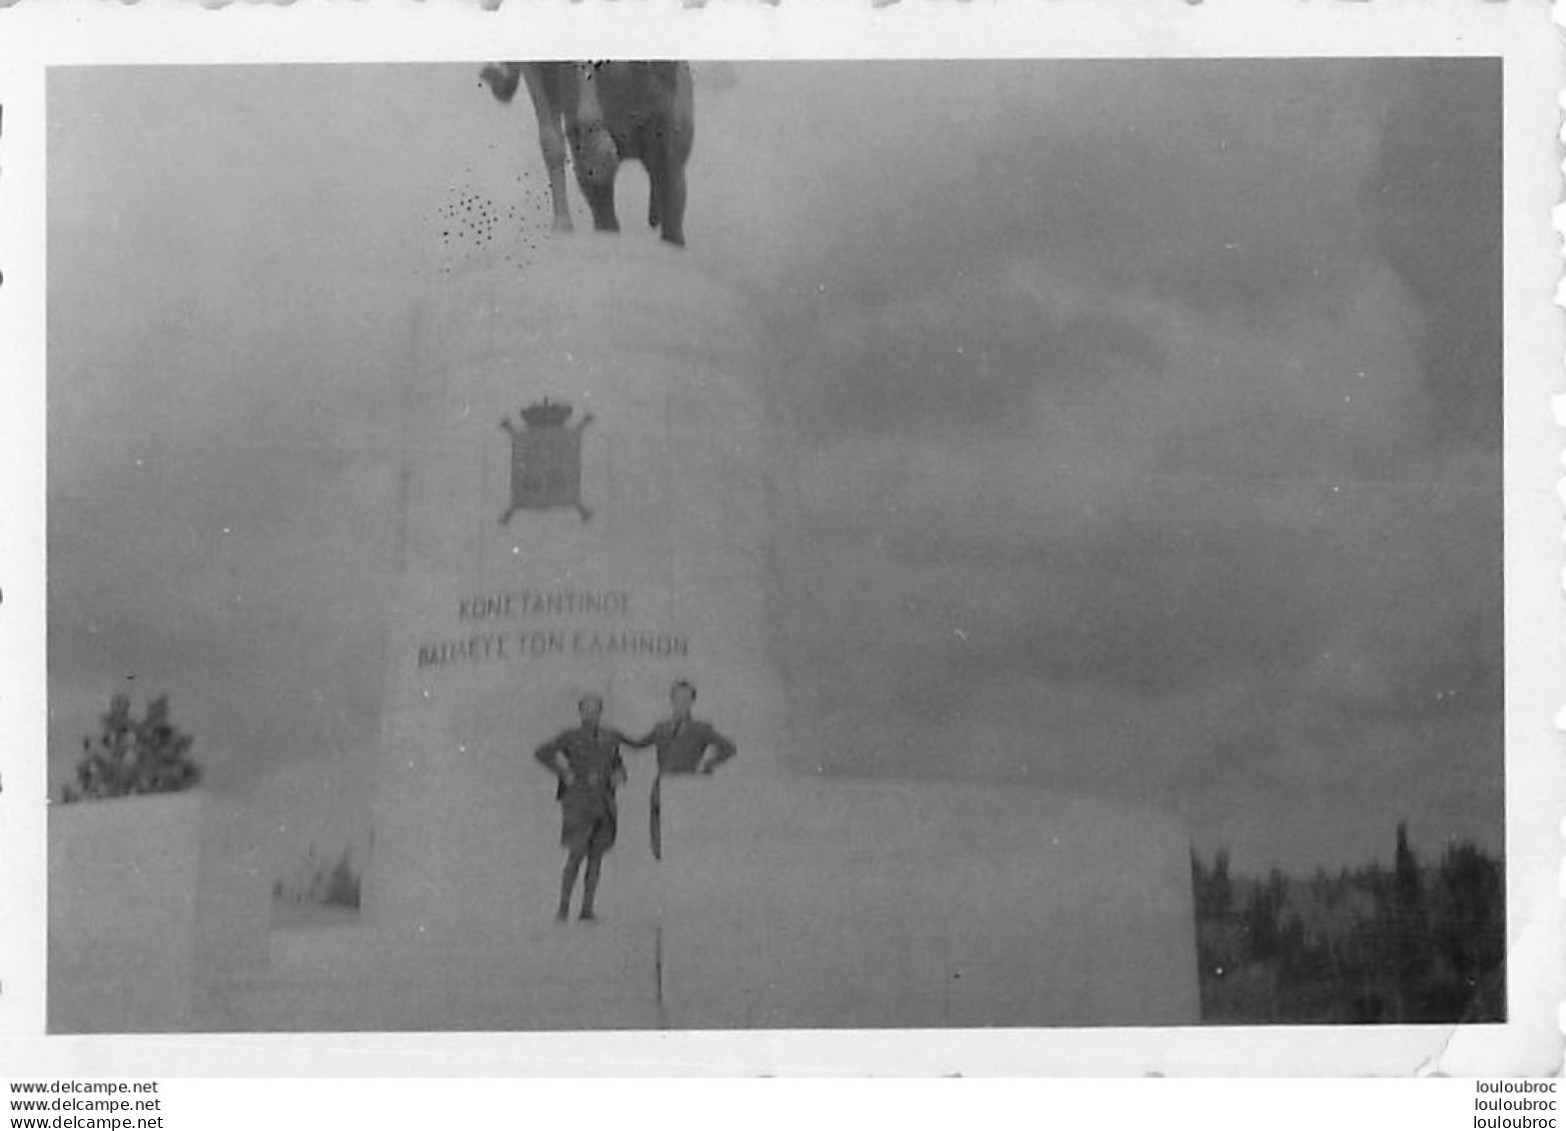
[323,851,362,909]
[1430,841,1505,987]
[274,844,362,910]
[62,693,202,802]
[1192,825,1505,1024]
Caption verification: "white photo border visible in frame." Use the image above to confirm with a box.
[0,0,1559,1078]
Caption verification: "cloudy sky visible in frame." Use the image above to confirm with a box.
[47,60,1502,873]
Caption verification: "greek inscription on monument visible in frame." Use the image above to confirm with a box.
[415,588,689,671]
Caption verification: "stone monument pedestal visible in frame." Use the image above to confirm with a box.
[205,238,1199,1032]
[49,792,270,1033]
[222,772,1197,1031]
[654,774,1198,1028]
[365,238,786,940]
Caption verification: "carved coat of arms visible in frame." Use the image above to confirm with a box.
[500,399,594,523]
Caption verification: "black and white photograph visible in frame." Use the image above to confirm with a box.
[2,0,1562,1087]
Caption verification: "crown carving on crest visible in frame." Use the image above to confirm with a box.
[519,398,574,428]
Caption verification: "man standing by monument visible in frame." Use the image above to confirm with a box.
[534,693,634,922]
[629,680,737,859]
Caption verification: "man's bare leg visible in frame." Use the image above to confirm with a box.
[580,851,604,920]
[558,849,585,921]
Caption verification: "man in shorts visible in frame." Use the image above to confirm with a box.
[627,680,737,859]
[534,693,634,922]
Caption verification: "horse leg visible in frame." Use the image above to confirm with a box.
[574,169,619,234]
[659,66,695,246]
[569,129,620,233]
[636,127,683,245]
[659,161,686,247]
[479,62,522,104]
[520,65,573,232]
[643,147,666,233]
[568,64,621,233]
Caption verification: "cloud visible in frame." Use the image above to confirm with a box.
[755,61,1501,869]
[46,64,480,789]
[46,60,1502,870]
[49,440,398,793]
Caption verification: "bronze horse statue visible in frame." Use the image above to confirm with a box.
[481,61,694,247]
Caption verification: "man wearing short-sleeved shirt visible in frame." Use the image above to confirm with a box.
[627,680,736,858]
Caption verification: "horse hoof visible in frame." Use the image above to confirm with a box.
[479,63,520,104]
